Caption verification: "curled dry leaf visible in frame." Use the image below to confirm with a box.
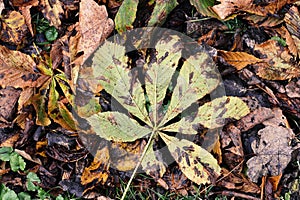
[284,6,300,58]
[218,50,261,70]
[254,40,300,80]
[78,0,114,63]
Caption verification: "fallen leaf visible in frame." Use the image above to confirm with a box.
[0,87,21,122]
[78,0,114,63]
[114,0,138,33]
[217,168,260,193]
[285,79,300,98]
[81,147,109,185]
[0,11,28,44]
[246,126,294,182]
[218,50,261,70]
[212,0,252,20]
[0,45,49,89]
[284,6,300,58]
[19,5,36,36]
[40,0,64,28]
[148,0,178,26]
[254,40,300,80]
[0,1,4,13]
[160,132,221,185]
[11,0,38,7]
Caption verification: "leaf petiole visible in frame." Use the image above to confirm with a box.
[121,129,157,200]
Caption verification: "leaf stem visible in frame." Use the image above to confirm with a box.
[120,130,156,200]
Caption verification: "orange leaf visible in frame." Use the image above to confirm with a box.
[218,50,261,70]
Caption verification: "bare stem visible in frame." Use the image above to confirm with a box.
[120,130,156,200]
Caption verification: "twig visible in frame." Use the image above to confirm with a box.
[211,190,261,200]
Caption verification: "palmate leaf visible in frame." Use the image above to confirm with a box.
[82,32,250,186]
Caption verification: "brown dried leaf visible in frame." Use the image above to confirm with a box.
[40,0,64,28]
[78,0,114,63]
[0,45,49,89]
[254,40,300,80]
[11,0,38,7]
[284,6,300,58]
[20,5,36,36]
[246,126,294,182]
[0,87,21,122]
[212,0,252,19]
[0,11,28,45]
[285,79,300,98]
[218,50,261,70]
[81,147,109,185]
[218,168,260,194]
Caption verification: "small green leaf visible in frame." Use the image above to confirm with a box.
[27,172,41,183]
[18,192,31,200]
[45,26,58,42]
[55,195,64,200]
[115,0,138,34]
[159,132,221,185]
[9,152,26,172]
[2,190,18,200]
[0,147,13,161]
[148,0,178,26]
[87,112,151,142]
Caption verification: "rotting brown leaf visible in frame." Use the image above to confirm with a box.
[246,126,295,182]
[218,50,261,70]
[0,45,49,89]
[78,0,114,63]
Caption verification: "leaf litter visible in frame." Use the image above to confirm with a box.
[0,0,299,199]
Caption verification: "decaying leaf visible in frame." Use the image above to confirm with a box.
[0,45,49,89]
[148,0,178,26]
[246,126,295,182]
[0,87,21,122]
[81,147,109,185]
[0,11,28,45]
[160,132,221,185]
[212,0,252,20]
[218,50,261,70]
[284,6,300,58]
[254,40,300,80]
[78,0,114,63]
[114,0,138,34]
[40,0,64,28]
[78,31,250,185]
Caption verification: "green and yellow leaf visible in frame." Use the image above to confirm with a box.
[159,132,221,185]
